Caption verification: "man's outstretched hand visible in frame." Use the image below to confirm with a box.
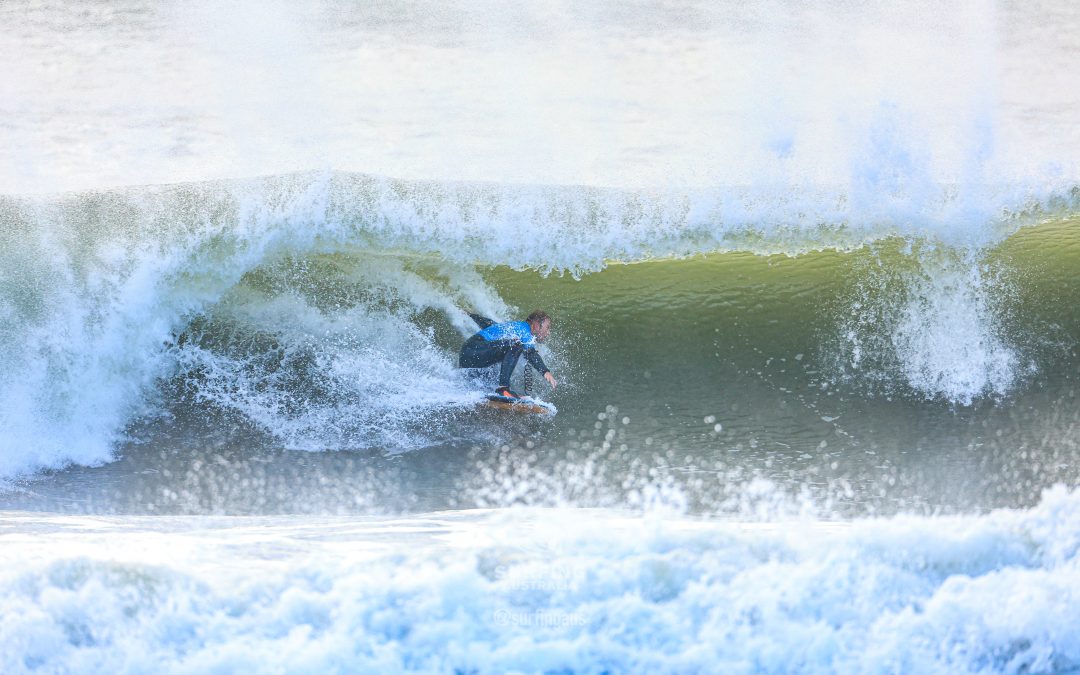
[544,372,557,390]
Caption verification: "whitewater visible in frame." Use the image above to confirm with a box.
[2,1,1080,672]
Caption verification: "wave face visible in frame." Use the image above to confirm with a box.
[0,172,1078,516]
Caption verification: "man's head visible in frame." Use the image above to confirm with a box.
[526,310,551,342]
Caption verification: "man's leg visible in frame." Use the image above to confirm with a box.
[468,313,496,330]
[460,334,502,368]
[498,344,523,388]
[460,334,521,394]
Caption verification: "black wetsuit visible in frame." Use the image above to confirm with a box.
[459,314,549,388]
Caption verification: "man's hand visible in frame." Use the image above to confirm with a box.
[544,372,557,390]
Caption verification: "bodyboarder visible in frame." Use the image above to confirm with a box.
[459,310,557,398]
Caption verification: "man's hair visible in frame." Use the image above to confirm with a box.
[526,310,550,325]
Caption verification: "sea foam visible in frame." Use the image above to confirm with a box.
[2,487,1080,673]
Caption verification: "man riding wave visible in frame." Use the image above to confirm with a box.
[459,310,557,398]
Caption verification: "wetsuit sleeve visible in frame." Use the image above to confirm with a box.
[524,347,549,375]
[468,313,496,330]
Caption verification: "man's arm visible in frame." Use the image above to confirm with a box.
[524,349,548,375]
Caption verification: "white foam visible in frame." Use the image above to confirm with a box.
[891,252,1025,404]
[173,288,483,451]
[3,487,1080,672]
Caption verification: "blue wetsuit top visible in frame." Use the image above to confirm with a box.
[478,321,536,348]
[477,321,549,374]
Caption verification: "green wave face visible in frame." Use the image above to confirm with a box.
[477,217,1080,514]
[489,215,1080,401]
[1,172,1077,517]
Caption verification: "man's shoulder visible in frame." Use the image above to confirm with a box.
[480,321,530,340]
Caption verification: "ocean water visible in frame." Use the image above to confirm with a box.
[2,1,1080,672]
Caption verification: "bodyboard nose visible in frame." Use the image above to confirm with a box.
[484,394,557,415]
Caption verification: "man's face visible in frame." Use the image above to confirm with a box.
[532,318,551,342]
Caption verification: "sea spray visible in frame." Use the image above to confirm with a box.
[891,249,1025,404]
[3,1,1076,193]
[833,239,1033,404]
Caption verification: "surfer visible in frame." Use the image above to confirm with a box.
[459,310,557,398]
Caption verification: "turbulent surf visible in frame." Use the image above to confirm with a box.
[2,0,1080,672]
